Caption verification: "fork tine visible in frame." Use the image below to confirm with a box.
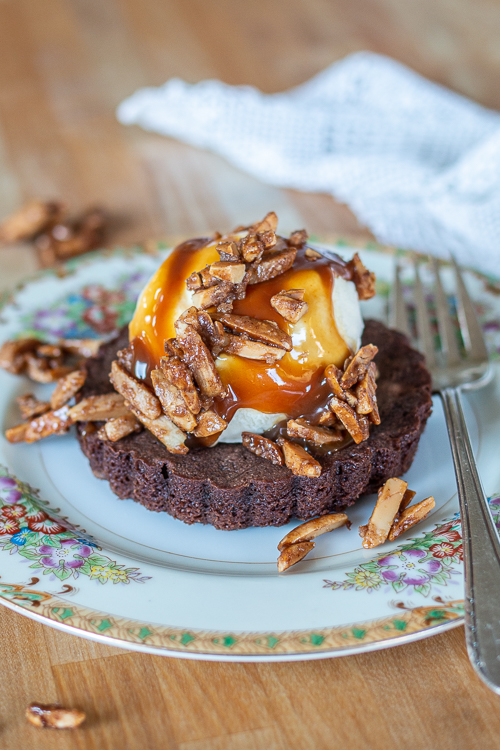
[413,259,436,369]
[390,263,411,337]
[451,256,488,361]
[431,257,461,367]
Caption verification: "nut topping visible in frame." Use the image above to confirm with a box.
[361,477,409,549]
[277,438,322,477]
[58,338,102,358]
[151,368,198,432]
[192,280,234,310]
[242,432,284,466]
[277,541,315,573]
[126,401,187,454]
[341,344,378,389]
[175,325,226,398]
[347,253,376,300]
[0,338,40,374]
[270,289,309,324]
[286,418,344,445]
[25,702,86,730]
[217,313,292,351]
[251,211,278,234]
[223,335,287,363]
[68,393,129,421]
[104,413,142,442]
[305,247,322,261]
[249,247,297,284]
[110,360,162,419]
[288,229,308,248]
[193,409,227,438]
[16,394,50,420]
[209,261,246,284]
[329,397,369,444]
[355,362,381,424]
[278,513,351,551]
[50,369,86,410]
[160,356,201,414]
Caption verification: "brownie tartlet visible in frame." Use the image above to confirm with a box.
[76,320,432,530]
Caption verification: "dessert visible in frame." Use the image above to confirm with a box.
[2,213,433,530]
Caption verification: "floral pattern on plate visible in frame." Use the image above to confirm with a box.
[0,466,151,585]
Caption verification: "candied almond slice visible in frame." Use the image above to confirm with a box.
[59,338,102,358]
[110,360,162,419]
[324,364,357,406]
[305,247,322,261]
[362,477,408,549]
[223,335,286,364]
[355,361,380,423]
[277,438,321,477]
[50,369,86,410]
[25,702,86,730]
[26,356,73,384]
[288,229,308,248]
[192,281,233,310]
[25,406,73,442]
[0,338,40,374]
[277,541,315,573]
[37,344,63,358]
[126,401,188,454]
[388,496,435,541]
[329,397,369,444]
[341,345,378,389]
[242,432,284,466]
[175,325,226,398]
[104,413,142,442]
[251,211,278,234]
[151,368,197,432]
[68,393,129,421]
[278,513,351,551]
[16,394,50,420]
[117,346,134,373]
[193,409,227,437]
[270,290,308,324]
[216,240,240,262]
[347,253,376,300]
[209,261,246,284]
[0,200,63,243]
[160,356,201,414]
[249,248,297,284]
[217,313,292,351]
[286,418,343,445]
[5,423,30,443]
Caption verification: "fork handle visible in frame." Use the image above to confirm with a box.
[441,387,500,692]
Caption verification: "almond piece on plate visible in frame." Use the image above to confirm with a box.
[5,423,30,443]
[241,432,284,466]
[24,406,73,442]
[68,393,129,421]
[278,513,351,551]
[59,338,102,358]
[110,360,162,419]
[362,477,408,549]
[277,438,322,477]
[0,338,40,374]
[50,370,86,410]
[388,496,435,541]
[277,541,315,572]
[16,394,50,420]
[104,413,142,442]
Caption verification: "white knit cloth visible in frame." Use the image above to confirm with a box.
[117,52,500,275]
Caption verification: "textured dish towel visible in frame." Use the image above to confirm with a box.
[117,52,500,276]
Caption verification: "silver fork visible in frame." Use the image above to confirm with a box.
[392,256,499,692]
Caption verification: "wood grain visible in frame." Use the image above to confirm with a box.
[0,0,499,747]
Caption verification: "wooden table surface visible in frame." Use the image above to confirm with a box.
[1,0,500,747]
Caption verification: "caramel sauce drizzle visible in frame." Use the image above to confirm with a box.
[129,236,354,440]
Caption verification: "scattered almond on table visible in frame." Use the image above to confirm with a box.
[25,702,86,730]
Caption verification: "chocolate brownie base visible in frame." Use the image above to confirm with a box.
[76,320,432,530]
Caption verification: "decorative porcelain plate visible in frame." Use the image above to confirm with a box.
[0,241,499,662]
